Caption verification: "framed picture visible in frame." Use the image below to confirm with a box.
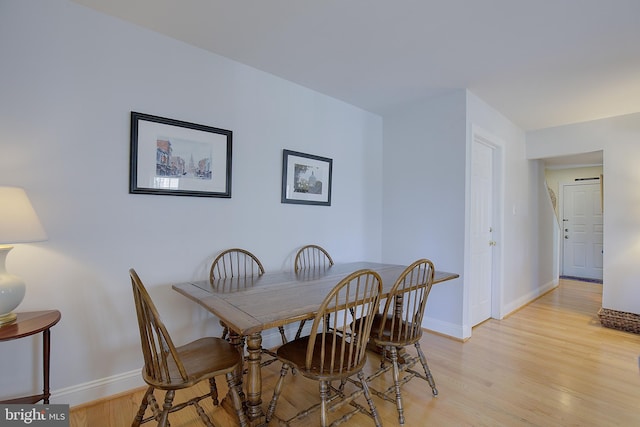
[281,149,332,206]
[129,112,232,198]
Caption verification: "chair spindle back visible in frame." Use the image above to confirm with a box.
[294,244,334,272]
[305,269,381,376]
[130,268,187,385]
[377,259,435,345]
[210,248,265,281]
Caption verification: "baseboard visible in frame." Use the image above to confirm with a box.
[502,279,558,317]
[55,326,290,408]
[422,316,466,340]
[51,369,144,407]
[560,275,603,284]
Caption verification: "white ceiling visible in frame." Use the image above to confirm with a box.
[73,0,640,136]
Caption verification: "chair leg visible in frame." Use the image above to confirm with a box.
[158,390,175,427]
[294,319,306,340]
[319,380,329,427]
[380,346,388,369]
[147,390,162,424]
[389,346,405,425]
[266,363,290,422]
[415,342,438,396]
[226,372,249,427]
[208,377,219,406]
[132,386,154,427]
[358,371,383,427]
[220,320,229,340]
[194,401,215,427]
[278,326,288,344]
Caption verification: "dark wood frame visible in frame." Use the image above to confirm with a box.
[0,310,61,404]
[281,149,332,206]
[129,112,232,198]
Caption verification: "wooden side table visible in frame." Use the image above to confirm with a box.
[0,310,61,404]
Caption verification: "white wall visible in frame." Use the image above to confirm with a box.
[0,0,383,405]
[535,160,558,292]
[381,90,467,338]
[527,113,640,315]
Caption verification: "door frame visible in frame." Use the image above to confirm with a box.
[464,125,505,338]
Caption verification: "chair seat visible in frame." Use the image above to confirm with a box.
[142,337,242,389]
[365,313,423,347]
[277,334,366,381]
[354,314,422,348]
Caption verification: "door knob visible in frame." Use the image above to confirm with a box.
[489,240,497,246]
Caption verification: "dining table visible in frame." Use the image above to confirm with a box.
[173,261,459,426]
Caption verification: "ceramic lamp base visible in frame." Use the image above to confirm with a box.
[0,245,26,325]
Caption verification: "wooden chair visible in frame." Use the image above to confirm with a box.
[265,269,383,427]
[129,269,248,427]
[292,244,335,340]
[210,247,266,284]
[209,248,287,359]
[365,258,438,426]
[294,244,334,273]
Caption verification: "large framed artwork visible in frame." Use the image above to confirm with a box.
[281,149,332,206]
[129,112,232,198]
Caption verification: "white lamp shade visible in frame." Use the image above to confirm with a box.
[0,186,47,244]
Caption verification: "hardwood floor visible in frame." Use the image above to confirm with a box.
[70,279,640,426]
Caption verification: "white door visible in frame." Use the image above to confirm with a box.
[470,139,494,326]
[562,182,603,280]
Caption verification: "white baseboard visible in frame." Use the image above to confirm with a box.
[55,326,290,408]
[502,279,558,316]
[52,369,144,407]
[423,316,465,340]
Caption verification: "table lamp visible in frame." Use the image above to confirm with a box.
[0,186,47,326]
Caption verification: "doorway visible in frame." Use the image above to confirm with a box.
[560,180,603,281]
[542,151,604,285]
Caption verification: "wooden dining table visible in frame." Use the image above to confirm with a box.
[173,261,459,426]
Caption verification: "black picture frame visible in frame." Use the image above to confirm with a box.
[281,149,332,206]
[129,112,232,198]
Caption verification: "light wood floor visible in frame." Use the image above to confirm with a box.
[70,279,640,426]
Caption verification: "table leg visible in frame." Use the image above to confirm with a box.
[245,333,265,426]
[43,328,51,404]
[228,331,246,404]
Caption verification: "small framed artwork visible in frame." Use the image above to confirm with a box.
[281,149,332,206]
[129,112,232,198]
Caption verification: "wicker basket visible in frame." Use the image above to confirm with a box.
[598,308,640,334]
